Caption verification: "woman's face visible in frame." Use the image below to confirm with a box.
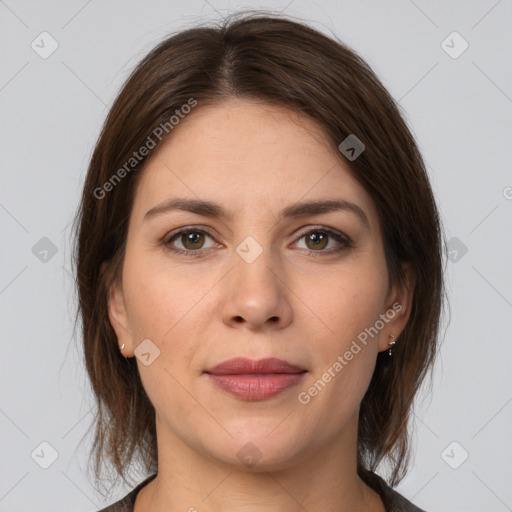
[108,99,413,471]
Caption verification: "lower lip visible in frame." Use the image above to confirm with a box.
[206,373,306,401]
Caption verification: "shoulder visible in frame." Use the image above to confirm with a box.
[96,474,157,512]
[361,470,427,512]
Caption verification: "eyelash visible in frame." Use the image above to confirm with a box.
[162,226,353,258]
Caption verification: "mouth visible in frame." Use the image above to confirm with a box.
[204,357,307,401]
[205,357,306,375]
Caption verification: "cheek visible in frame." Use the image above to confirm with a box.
[300,262,388,405]
[313,265,388,346]
[123,274,169,340]
[122,249,211,341]
[121,253,204,409]
[297,280,385,428]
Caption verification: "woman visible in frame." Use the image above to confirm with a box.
[74,11,445,512]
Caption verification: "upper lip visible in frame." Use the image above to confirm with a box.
[205,357,306,375]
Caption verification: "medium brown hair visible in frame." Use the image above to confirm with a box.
[73,11,446,493]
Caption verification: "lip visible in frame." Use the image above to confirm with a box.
[204,357,307,401]
[205,357,306,375]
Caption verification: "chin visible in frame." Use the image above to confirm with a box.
[204,431,307,473]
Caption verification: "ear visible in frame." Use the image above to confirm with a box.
[377,262,415,353]
[107,273,135,357]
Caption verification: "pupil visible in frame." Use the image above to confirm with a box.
[184,232,203,248]
[308,232,327,250]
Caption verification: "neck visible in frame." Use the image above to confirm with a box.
[135,412,383,512]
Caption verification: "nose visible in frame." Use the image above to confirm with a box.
[221,246,293,332]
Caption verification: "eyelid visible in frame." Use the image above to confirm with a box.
[290,225,353,252]
[292,225,351,242]
[163,225,220,247]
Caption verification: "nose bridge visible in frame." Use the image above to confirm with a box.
[234,234,281,301]
[221,232,292,329]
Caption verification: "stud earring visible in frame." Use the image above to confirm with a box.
[388,335,396,356]
[119,344,128,359]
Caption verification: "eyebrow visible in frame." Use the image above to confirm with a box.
[144,198,370,229]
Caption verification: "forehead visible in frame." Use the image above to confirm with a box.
[130,99,379,228]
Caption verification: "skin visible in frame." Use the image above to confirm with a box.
[108,99,414,512]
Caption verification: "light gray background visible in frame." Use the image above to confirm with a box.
[1,1,511,511]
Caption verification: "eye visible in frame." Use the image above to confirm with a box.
[293,228,352,254]
[164,228,217,255]
[163,226,352,257]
